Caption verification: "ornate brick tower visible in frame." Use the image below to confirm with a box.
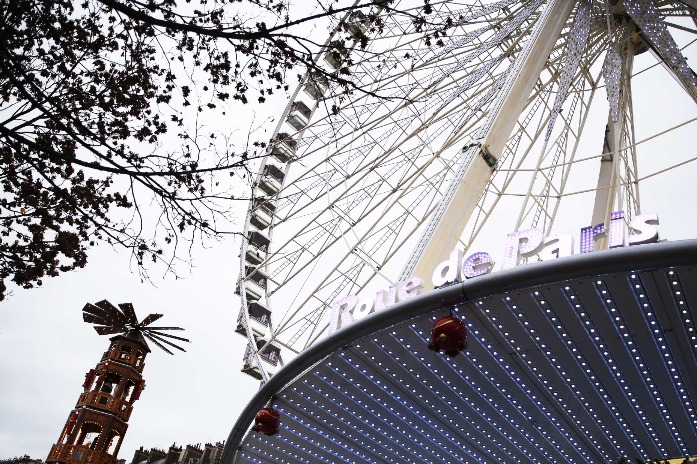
[47,300,187,464]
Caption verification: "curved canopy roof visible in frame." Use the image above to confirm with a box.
[223,240,697,463]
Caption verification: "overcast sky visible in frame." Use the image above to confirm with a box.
[1,4,697,462]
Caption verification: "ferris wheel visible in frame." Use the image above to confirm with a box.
[234,0,697,382]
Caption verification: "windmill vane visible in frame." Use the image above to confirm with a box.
[82,300,189,355]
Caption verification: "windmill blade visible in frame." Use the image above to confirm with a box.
[146,331,187,352]
[139,313,163,327]
[624,0,697,103]
[82,312,111,326]
[82,303,113,320]
[83,303,125,329]
[147,330,190,343]
[94,325,126,336]
[142,326,185,331]
[142,333,174,355]
[82,301,188,355]
[91,300,126,326]
[118,303,139,325]
[95,300,127,324]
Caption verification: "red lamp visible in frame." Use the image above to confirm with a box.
[253,407,280,436]
[427,314,468,357]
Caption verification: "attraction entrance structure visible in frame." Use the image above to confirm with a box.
[225,240,697,462]
[229,0,697,460]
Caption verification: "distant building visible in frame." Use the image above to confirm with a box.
[129,442,224,464]
[0,456,44,464]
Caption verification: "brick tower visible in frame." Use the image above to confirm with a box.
[46,301,187,464]
[47,332,149,463]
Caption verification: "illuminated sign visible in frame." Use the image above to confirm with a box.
[329,211,659,333]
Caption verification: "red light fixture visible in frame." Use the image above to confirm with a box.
[253,407,280,436]
[427,314,468,357]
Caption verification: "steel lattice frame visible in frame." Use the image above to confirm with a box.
[234,0,697,381]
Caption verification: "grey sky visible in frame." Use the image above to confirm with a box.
[1,3,697,462]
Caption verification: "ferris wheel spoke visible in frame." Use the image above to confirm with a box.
[272,254,370,342]
[434,0,544,92]
[463,49,602,247]
[275,193,445,348]
[268,158,454,308]
[334,15,532,128]
[402,0,577,280]
[272,92,475,234]
[515,89,589,231]
[624,0,697,102]
[463,97,551,245]
[676,0,697,11]
[345,28,492,101]
[528,93,584,231]
[266,159,455,296]
[619,93,641,217]
[296,46,514,165]
[498,16,612,233]
[545,0,592,140]
[272,143,439,248]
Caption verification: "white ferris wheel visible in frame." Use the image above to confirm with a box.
[234,0,697,382]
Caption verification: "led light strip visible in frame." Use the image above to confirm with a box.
[626,273,694,453]
[358,333,522,462]
[512,291,623,458]
[471,300,593,462]
[665,270,697,426]
[330,352,484,462]
[299,368,429,462]
[298,358,464,462]
[281,390,384,462]
[275,402,375,463]
[382,328,546,462]
[404,328,550,463]
[536,288,646,458]
[565,282,665,456]
[427,307,582,462]
[248,418,353,464]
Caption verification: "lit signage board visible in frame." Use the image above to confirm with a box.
[329,211,659,333]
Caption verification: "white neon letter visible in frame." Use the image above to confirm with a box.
[398,276,424,301]
[432,248,463,287]
[374,285,397,311]
[462,252,494,278]
[608,211,625,248]
[329,295,358,334]
[502,228,543,269]
[353,297,374,322]
[537,234,573,261]
[628,213,659,245]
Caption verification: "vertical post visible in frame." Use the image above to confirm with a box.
[591,23,636,249]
